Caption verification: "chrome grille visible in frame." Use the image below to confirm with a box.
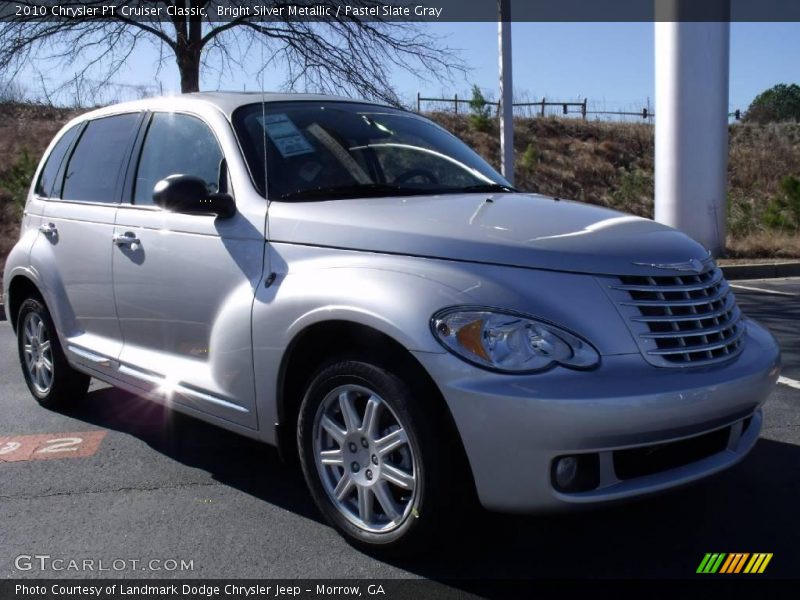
[602,266,745,367]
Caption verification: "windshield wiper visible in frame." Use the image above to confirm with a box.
[280,183,436,200]
[456,183,518,193]
[279,182,517,200]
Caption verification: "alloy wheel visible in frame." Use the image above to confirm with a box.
[312,384,419,533]
[22,312,54,396]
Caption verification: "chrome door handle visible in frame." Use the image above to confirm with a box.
[112,232,141,249]
[39,222,57,235]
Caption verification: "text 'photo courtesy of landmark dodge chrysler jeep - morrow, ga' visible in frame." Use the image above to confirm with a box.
[4,93,780,553]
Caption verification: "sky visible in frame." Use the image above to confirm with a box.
[14,21,800,113]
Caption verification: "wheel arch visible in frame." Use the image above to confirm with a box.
[275,320,472,482]
[6,274,45,333]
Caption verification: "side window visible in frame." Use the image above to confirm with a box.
[134,113,224,206]
[62,113,140,203]
[35,124,80,198]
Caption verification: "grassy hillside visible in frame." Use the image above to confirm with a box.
[1,103,799,278]
[0,103,80,276]
[430,112,800,257]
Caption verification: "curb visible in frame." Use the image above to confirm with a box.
[720,262,800,281]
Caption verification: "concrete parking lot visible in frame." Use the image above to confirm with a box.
[1,279,798,586]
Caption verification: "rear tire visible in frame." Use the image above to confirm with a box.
[17,297,90,408]
[297,359,464,555]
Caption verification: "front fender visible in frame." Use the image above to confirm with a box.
[251,243,485,443]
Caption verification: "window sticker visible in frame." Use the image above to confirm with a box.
[258,113,315,158]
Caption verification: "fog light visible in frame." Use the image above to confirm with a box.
[555,456,578,489]
[551,453,600,493]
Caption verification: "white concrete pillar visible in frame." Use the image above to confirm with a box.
[655,19,730,256]
[498,0,514,185]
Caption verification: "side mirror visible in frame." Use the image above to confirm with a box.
[152,174,235,219]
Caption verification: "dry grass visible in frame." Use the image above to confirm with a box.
[433,113,657,216]
[725,231,800,258]
[0,102,79,168]
[729,122,800,197]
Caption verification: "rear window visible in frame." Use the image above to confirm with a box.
[62,113,140,203]
[35,124,80,198]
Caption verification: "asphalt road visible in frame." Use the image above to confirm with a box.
[1,279,798,587]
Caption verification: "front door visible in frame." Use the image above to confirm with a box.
[112,111,263,428]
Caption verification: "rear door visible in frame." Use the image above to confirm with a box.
[39,113,142,370]
[111,111,262,428]
[25,123,82,303]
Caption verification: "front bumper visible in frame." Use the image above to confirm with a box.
[413,318,780,513]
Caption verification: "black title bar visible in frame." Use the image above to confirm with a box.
[5,579,800,600]
[1,0,800,23]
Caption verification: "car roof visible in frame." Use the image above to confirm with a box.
[72,91,395,123]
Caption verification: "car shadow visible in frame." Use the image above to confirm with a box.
[60,386,321,523]
[61,386,799,583]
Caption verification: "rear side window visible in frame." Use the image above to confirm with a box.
[133,113,224,206]
[62,113,140,203]
[35,124,80,198]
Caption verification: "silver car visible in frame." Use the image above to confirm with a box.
[4,93,780,553]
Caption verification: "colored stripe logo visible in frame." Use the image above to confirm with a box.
[697,553,773,574]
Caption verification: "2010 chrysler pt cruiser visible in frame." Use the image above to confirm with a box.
[4,93,780,552]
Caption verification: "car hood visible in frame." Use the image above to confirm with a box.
[267,193,710,276]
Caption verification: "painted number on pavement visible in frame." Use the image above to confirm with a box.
[0,431,107,462]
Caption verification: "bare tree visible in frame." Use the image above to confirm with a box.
[0,1,465,105]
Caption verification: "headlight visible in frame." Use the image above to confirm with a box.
[431,308,599,373]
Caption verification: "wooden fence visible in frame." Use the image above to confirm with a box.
[416,93,743,122]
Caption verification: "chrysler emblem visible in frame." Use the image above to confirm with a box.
[633,258,708,273]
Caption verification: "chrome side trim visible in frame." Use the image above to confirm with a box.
[175,384,250,413]
[117,363,162,385]
[67,344,113,368]
[117,363,249,413]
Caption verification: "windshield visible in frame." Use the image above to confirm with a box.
[233,102,514,200]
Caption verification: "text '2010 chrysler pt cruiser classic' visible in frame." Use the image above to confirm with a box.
[4,93,780,552]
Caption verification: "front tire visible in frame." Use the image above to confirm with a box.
[297,359,457,554]
[17,297,90,408]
